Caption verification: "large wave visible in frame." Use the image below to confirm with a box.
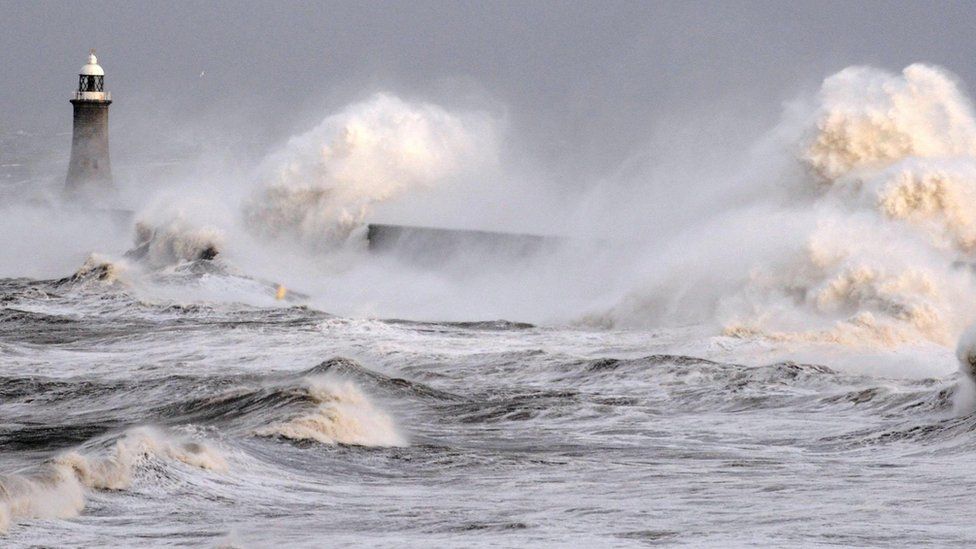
[243,93,495,250]
[44,65,976,349]
[0,428,225,533]
[606,64,976,348]
[256,375,406,447]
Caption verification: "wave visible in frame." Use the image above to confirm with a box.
[243,93,495,251]
[54,254,124,287]
[302,357,463,401]
[0,427,224,534]
[256,374,406,447]
[126,219,222,269]
[606,64,976,350]
[0,304,152,346]
[386,318,536,331]
[813,399,976,452]
[567,353,959,417]
[150,357,454,431]
[0,357,428,456]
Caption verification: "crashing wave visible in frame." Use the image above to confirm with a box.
[607,64,976,349]
[0,427,225,534]
[125,219,223,269]
[243,93,494,250]
[256,375,406,447]
[957,324,976,380]
[55,254,123,287]
[804,64,976,183]
[873,161,976,252]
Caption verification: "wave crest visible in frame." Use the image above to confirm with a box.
[243,93,494,250]
[804,64,976,182]
[256,375,406,447]
[0,427,225,534]
[607,63,976,350]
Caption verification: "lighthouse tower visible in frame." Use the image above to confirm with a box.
[65,49,113,199]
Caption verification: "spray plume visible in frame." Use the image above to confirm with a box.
[606,64,976,349]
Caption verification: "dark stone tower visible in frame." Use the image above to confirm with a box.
[66,49,113,199]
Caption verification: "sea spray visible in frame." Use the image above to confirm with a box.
[0,428,225,534]
[127,218,224,269]
[243,93,495,250]
[606,64,976,348]
[59,253,125,286]
[954,323,976,414]
[804,64,976,183]
[54,66,976,338]
[257,375,406,447]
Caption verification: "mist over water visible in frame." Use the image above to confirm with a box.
[111,62,976,352]
[604,65,976,349]
[5,60,976,546]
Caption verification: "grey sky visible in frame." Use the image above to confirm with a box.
[2,0,975,182]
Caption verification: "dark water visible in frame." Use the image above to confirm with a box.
[1,272,974,547]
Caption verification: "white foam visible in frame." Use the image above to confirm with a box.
[130,218,224,269]
[244,93,495,250]
[607,64,976,352]
[0,427,226,534]
[257,375,406,447]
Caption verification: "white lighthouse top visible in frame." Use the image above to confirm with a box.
[80,50,104,76]
[72,48,110,101]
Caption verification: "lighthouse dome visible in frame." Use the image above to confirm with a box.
[80,52,104,76]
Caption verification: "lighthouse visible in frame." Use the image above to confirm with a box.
[65,49,113,199]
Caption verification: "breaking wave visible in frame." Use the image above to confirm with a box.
[126,218,223,269]
[257,375,406,447]
[56,254,124,287]
[608,64,976,348]
[243,93,495,250]
[0,427,225,533]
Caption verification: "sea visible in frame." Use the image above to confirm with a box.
[5,62,976,547]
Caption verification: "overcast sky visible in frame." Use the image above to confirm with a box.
[2,0,976,181]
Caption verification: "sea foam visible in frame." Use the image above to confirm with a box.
[257,375,406,447]
[0,427,225,534]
